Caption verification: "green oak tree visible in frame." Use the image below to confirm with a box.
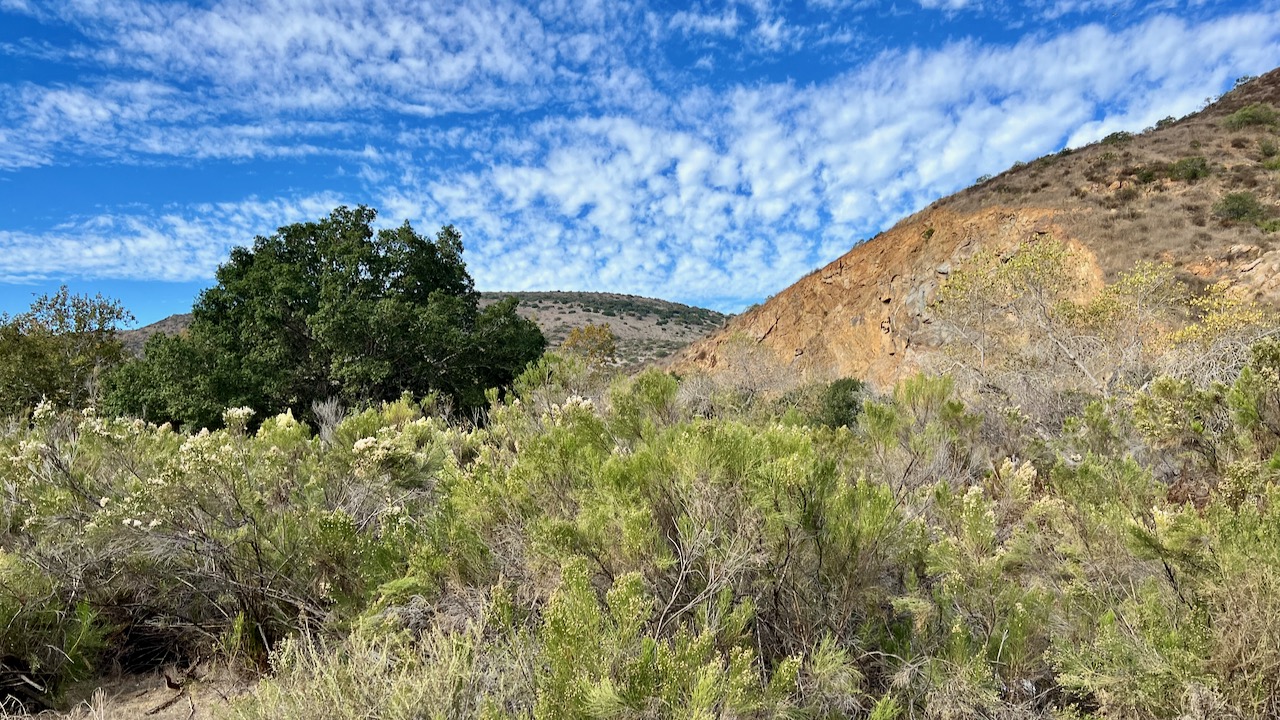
[107,206,545,426]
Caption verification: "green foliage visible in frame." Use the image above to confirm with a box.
[1134,376,1231,472]
[0,287,132,416]
[104,332,225,430]
[1223,103,1279,130]
[534,560,789,719]
[1101,130,1134,145]
[17,254,1280,717]
[0,400,455,700]
[1212,191,1268,223]
[1169,156,1210,181]
[813,377,866,428]
[1133,165,1159,184]
[106,207,545,427]
[0,554,108,705]
[607,369,678,441]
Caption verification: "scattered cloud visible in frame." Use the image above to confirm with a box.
[1,1,1279,312]
[670,8,742,37]
[917,0,979,10]
[406,11,1280,306]
[0,194,346,283]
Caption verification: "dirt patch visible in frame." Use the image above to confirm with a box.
[9,670,252,720]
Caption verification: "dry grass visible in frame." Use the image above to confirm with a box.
[935,71,1280,284]
[483,291,729,365]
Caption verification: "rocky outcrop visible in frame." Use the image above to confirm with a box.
[672,207,1088,387]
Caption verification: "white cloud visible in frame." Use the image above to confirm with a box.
[2,2,1280,311]
[917,0,978,9]
[0,194,345,283]
[415,10,1280,305]
[670,8,742,36]
[20,0,624,117]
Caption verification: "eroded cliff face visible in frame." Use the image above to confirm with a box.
[671,204,1280,388]
[671,206,1088,387]
[672,69,1280,388]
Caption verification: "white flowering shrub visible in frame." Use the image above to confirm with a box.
[5,346,1280,717]
[0,399,455,702]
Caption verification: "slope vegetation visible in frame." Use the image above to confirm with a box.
[480,291,726,365]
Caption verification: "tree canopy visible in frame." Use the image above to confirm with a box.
[106,206,545,427]
[0,287,132,415]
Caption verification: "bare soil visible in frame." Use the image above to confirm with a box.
[8,669,250,720]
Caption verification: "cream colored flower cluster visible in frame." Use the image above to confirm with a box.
[539,395,596,425]
[351,428,412,479]
[223,406,256,432]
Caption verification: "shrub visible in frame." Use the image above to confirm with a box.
[813,377,867,428]
[560,323,618,368]
[0,556,108,707]
[0,399,452,701]
[18,254,1280,718]
[1224,103,1279,130]
[227,624,538,719]
[1213,192,1268,223]
[1170,156,1210,182]
[1115,185,1141,204]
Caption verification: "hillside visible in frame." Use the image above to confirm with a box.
[480,291,725,364]
[121,313,192,354]
[123,292,727,365]
[672,69,1280,387]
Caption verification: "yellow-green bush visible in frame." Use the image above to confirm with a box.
[7,341,1280,716]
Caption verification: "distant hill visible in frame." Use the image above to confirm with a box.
[120,313,191,355]
[672,68,1280,387]
[122,292,727,366]
[481,291,727,365]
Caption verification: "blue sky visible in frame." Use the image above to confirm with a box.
[2,0,1278,325]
